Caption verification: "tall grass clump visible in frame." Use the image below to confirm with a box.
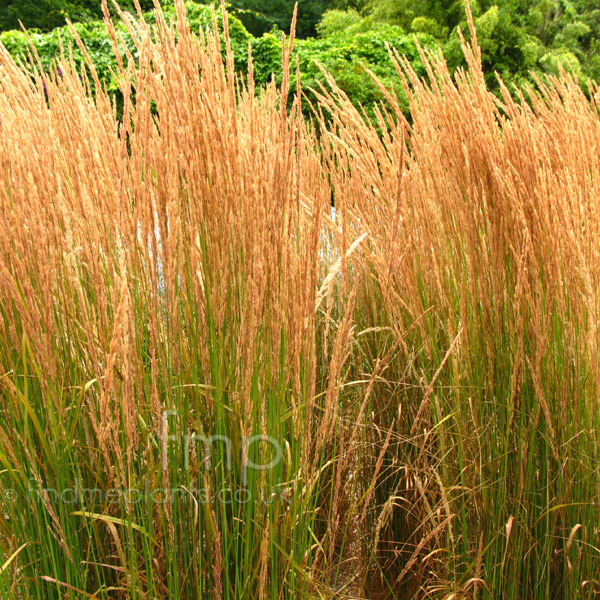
[0,1,599,598]
[314,7,600,597]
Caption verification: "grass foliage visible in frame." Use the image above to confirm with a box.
[0,2,599,598]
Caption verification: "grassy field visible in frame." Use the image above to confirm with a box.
[0,2,599,598]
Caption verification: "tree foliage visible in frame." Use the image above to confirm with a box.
[0,0,161,32]
[363,0,600,89]
[1,2,431,122]
[0,0,344,39]
[231,0,337,37]
[1,0,599,120]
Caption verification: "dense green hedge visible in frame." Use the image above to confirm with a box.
[0,4,251,93]
[2,0,600,94]
[2,0,596,123]
[0,2,437,120]
[251,23,436,114]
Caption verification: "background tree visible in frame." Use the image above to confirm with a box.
[231,0,358,37]
[1,0,598,109]
[0,0,161,32]
[360,0,599,90]
[0,0,358,38]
